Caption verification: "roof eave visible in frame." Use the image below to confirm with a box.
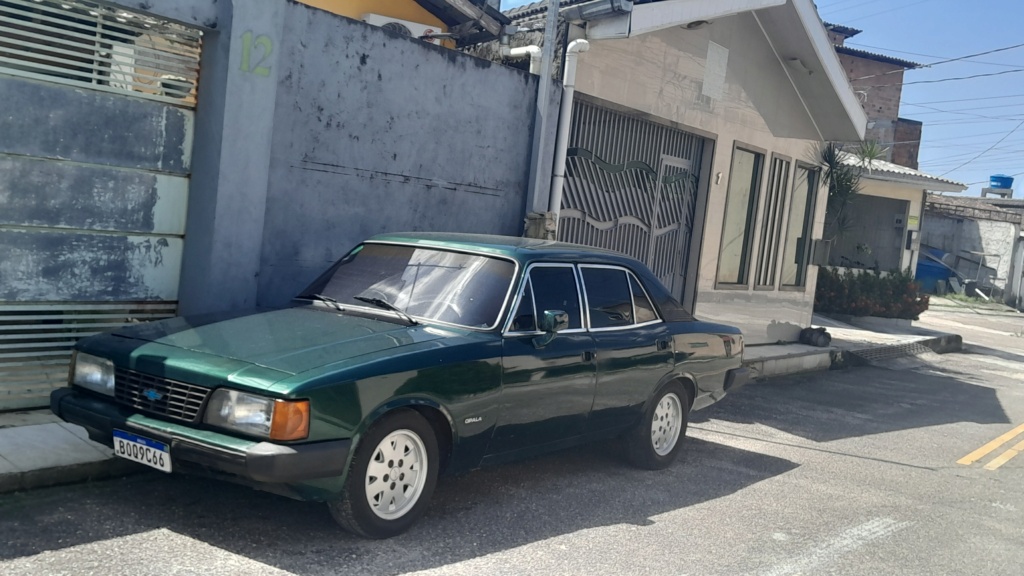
[860,172,967,193]
[587,0,866,142]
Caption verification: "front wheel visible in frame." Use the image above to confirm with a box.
[328,409,439,539]
[627,382,690,470]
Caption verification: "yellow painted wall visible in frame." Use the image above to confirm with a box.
[296,0,446,30]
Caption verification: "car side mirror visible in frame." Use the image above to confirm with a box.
[533,310,568,348]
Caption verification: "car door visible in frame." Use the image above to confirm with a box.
[489,263,597,455]
[579,265,674,433]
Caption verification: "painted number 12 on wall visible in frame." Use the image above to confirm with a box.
[240,31,273,77]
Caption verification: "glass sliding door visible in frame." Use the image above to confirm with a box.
[716,148,764,285]
[781,165,819,287]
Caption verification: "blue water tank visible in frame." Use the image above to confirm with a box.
[990,174,1014,189]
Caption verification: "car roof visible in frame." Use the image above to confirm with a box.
[367,232,631,263]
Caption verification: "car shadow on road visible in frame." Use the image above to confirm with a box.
[695,364,1010,443]
[0,436,797,574]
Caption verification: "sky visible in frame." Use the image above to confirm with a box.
[502,0,1024,196]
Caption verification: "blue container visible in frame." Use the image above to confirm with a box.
[915,259,951,294]
[990,174,1014,189]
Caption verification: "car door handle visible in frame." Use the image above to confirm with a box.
[656,339,671,351]
[582,351,595,363]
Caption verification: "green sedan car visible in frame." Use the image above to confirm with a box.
[51,233,749,538]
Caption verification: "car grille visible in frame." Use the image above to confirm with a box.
[114,368,210,423]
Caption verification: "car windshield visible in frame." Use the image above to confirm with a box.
[298,243,516,329]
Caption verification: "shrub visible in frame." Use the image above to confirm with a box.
[814,267,929,320]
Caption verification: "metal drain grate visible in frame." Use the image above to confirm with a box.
[848,342,934,364]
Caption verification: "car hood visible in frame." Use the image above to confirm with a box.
[111,307,451,375]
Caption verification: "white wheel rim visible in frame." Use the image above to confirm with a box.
[651,392,683,456]
[365,429,428,520]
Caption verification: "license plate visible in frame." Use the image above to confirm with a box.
[113,429,172,472]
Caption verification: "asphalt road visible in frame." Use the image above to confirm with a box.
[3,345,1024,575]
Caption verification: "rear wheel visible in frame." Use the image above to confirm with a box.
[328,409,439,539]
[627,382,690,469]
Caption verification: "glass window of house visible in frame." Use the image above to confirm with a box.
[781,165,819,287]
[755,157,792,288]
[717,148,764,285]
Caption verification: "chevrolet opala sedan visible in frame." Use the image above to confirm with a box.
[51,233,749,538]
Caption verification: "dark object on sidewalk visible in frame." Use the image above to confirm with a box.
[799,327,832,347]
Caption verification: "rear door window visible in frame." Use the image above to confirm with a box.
[581,267,633,329]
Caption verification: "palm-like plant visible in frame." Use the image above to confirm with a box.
[821,142,863,242]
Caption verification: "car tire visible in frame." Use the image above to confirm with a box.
[627,382,690,470]
[328,409,439,539]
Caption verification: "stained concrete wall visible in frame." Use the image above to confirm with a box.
[0,76,190,301]
[256,4,555,306]
[921,211,1018,294]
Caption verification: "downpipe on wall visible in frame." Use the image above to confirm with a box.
[498,33,542,74]
[547,39,591,236]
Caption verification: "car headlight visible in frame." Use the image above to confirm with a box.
[71,352,115,396]
[203,389,310,441]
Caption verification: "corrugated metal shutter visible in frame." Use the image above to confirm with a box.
[0,0,201,410]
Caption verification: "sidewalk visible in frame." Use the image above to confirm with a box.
[743,312,962,379]
[0,409,137,494]
[1,314,963,496]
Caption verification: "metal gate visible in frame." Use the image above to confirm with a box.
[557,98,704,302]
[0,0,201,410]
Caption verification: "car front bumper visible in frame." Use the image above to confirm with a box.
[50,387,351,488]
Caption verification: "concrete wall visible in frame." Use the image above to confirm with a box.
[573,13,827,344]
[256,5,553,306]
[921,211,1018,295]
[0,76,190,301]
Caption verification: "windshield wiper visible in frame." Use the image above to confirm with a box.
[353,296,418,325]
[303,293,346,312]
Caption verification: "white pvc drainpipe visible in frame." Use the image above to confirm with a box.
[548,39,591,219]
[499,36,543,74]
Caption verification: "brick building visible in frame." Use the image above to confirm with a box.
[826,23,922,169]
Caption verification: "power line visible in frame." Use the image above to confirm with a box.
[914,42,1024,69]
[905,94,1024,106]
[864,68,1024,87]
[911,105,1024,117]
[842,0,934,24]
[852,42,1024,81]
[939,119,1024,177]
[903,102,1024,121]
[824,0,889,17]
[845,42,1024,69]
[967,171,1024,186]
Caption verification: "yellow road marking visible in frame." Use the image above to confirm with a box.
[957,422,1024,466]
[984,438,1024,471]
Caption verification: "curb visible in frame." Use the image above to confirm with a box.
[744,332,964,380]
[0,457,142,495]
[744,348,833,380]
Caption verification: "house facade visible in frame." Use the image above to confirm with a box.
[504,0,866,344]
